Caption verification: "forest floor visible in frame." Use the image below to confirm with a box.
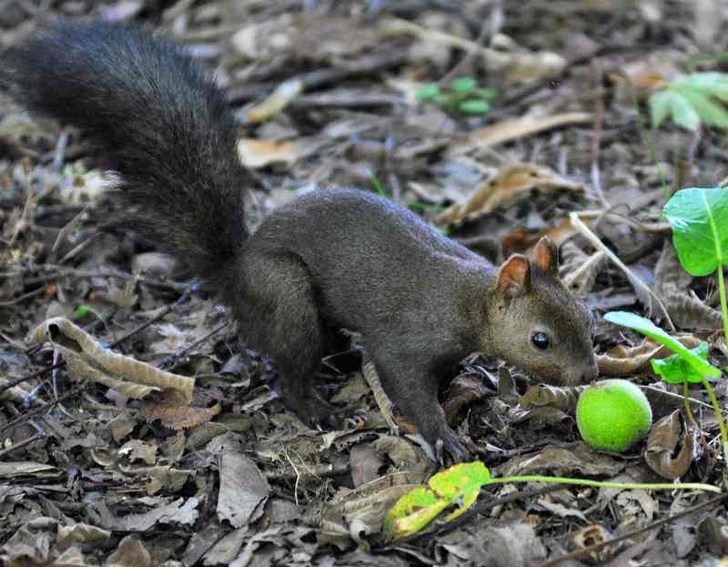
[1,1,728,565]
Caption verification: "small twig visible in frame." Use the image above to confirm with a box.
[589,64,610,209]
[439,2,499,84]
[0,286,45,307]
[264,461,349,481]
[0,387,82,436]
[0,432,46,459]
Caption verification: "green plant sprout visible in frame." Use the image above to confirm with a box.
[383,461,718,540]
[649,72,728,131]
[603,311,728,463]
[416,77,497,117]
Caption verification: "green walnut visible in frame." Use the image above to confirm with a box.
[576,379,653,453]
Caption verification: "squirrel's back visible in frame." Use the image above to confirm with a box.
[4,20,247,286]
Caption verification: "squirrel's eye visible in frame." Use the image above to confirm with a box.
[531,332,549,350]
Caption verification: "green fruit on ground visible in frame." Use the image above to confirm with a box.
[576,379,653,453]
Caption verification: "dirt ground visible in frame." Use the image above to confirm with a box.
[1,1,728,565]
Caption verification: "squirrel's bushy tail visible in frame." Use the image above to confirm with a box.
[5,20,247,282]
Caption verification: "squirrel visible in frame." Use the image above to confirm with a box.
[4,20,598,461]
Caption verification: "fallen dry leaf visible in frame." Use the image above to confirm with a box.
[596,336,703,377]
[143,400,221,430]
[442,371,493,424]
[236,138,318,169]
[645,410,694,480]
[519,383,579,413]
[246,78,304,123]
[438,163,584,226]
[495,443,627,478]
[450,112,592,154]
[319,471,423,550]
[500,218,580,257]
[217,453,270,529]
[30,317,195,401]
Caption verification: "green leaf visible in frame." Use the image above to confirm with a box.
[672,86,728,129]
[603,311,721,378]
[74,304,94,319]
[382,486,447,539]
[458,99,490,115]
[651,342,711,384]
[450,77,478,93]
[383,462,491,539]
[662,187,728,276]
[649,91,673,128]
[666,90,701,131]
[428,462,490,521]
[416,83,441,101]
[673,72,728,102]
[474,88,498,101]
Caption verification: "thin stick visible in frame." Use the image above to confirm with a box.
[569,212,675,330]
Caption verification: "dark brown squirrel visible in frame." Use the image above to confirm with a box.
[4,20,598,460]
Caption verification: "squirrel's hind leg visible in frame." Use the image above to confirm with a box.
[236,252,334,423]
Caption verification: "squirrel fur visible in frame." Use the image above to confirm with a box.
[5,20,598,460]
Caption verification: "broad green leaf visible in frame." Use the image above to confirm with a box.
[416,83,440,101]
[383,462,492,539]
[673,72,728,101]
[458,99,490,115]
[651,342,711,384]
[450,77,478,93]
[673,86,728,129]
[427,462,490,520]
[667,90,701,131]
[649,91,673,129]
[603,311,720,378]
[662,187,728,276]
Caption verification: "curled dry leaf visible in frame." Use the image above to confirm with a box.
[437,163,584,227]
[30,317,195,401]
[442,371,493,425]
[319,471,424,550]
[143,401,221,430]
[644,410,694,480]
[596,336,702,377]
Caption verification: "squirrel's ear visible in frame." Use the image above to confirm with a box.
[497,255,531,297]
[533,236,558,276]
